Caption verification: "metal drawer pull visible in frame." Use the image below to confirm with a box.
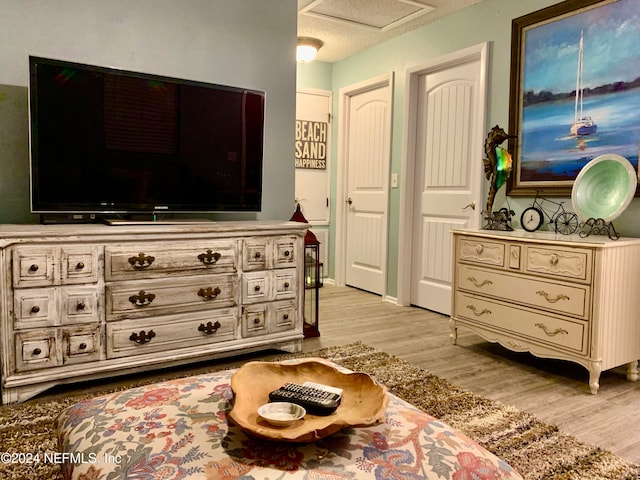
[31,305,40,314]
[129,290,156,307]
[254,317,261,324]
[130,330,156,345]
[549,254,559,265]
[254,251,262,259]
[254,285,261,292]
[128,253,155,269]
[78,343,87,350]
[283,250,290,257]
[76,262,85,270]
[77,302,86,310]
[33,348,42,356]
[198,320,221,335]
[536,290,569,303]
[29,264,39,272]
[284,282,290,289]
[198,250,221,265]
[198,286,221,301]
[466,305,491,316]
[467,276,493,288]
[535,323,568,337]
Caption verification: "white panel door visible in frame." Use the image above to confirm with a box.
[409,46,487,314]
[344,78,392,295]
[295,89,331,224]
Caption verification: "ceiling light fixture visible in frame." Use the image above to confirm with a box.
[297,37,323,63]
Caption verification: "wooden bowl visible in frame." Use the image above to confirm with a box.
[228,358,389,442]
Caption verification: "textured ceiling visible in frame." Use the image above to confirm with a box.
[298,0,486,63]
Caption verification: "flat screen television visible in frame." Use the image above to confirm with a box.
[29,56,265,218]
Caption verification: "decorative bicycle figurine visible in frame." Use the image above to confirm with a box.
[520,191,579,235]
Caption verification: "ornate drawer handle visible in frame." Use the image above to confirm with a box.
[31,305,40,314]
[33,348,42,356]
[549,254,559,266]
[77,302,86,311]
[76,262,85,270]
[129,330,156,345]
[128,253,155,269]
[536,290,569,303]
[129,290,156,307]
[29,264,39,272]
[198,250,221,265]
[475,244,484,255]
[535,323,568,337]
[466,305,491,316]
[198,286,221,301]
[78,343,87,350]
[198,320,221,335]
[467,276,493,288]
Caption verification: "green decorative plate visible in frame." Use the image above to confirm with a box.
[571,154,637,222]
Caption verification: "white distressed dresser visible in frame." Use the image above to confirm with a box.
[0,221,308,403]
[450,228,640,394]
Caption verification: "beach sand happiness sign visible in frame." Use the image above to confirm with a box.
[295,120,328,169]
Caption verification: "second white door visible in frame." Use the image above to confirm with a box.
[407,44,488,314]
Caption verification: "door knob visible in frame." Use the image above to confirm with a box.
[346,197,353,205]
[463,201,476,211]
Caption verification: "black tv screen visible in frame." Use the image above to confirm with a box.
[29,56,265,215]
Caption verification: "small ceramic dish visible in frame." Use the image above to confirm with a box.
[258,402,306,427]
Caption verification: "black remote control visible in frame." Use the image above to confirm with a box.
[268,382,341,416]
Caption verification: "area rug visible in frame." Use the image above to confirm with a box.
[1,342,638,480]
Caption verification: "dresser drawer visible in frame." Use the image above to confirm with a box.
[60,246,100,284]
[12,247,56,287]
[273,269,297,300]
[524,245,592,283]
[242,304,268,337]
[105,241,238,280]
[15,329,58,371]
[62,325,101,365]
[60,286,101,325]
[270,300,297,333]
[457,237,505,268]
[457,265,589,319]
[106,274,237,320]
[454,292,588,354]
[107,309,238,359]
[273,236,298,268]
[13,287,57,328]
[243,239,268,271]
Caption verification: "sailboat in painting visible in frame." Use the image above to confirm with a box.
[571,30,597,136]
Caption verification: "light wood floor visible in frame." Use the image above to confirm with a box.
[304,285,640,465]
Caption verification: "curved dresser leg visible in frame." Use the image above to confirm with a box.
[588,362,602,394]
[627,360,639,382]
[449,319,458,345]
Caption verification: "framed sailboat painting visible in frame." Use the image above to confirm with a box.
[507,0,640,196]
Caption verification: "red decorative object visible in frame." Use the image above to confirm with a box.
[290,204,320,338]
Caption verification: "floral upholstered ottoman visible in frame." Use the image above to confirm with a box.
[56,362,523,480]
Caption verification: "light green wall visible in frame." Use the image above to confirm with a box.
[0,0,298,223]
[298,0,640,298]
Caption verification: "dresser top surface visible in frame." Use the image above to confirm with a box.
[452,228,640,247]
[0,221,308,246]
